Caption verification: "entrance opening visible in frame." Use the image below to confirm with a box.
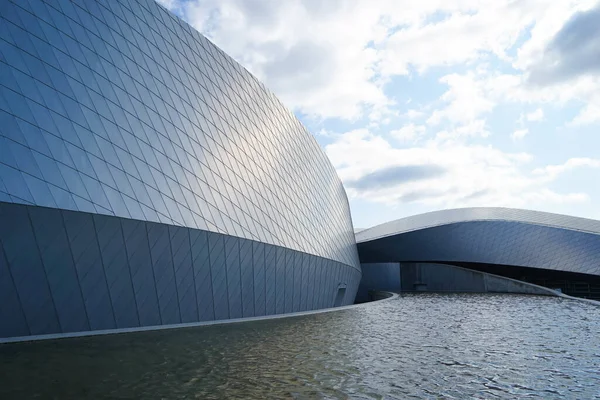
[334,286,347,307]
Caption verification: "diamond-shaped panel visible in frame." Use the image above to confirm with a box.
[147,221,180,325]
[0,202,60,335]
[63,209,115,331]
[29,206,88,333]
[94,214,139,329]
[170,224,197,323]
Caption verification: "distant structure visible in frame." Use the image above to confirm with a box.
[356,208,600,300]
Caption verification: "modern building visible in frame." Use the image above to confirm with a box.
[0,0,360,340]
[2,0,600,343]
[356,208,600,300]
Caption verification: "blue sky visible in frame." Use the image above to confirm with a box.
[158,0,600,229]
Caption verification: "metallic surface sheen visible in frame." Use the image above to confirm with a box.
[0,0,360,339]
[357,207,600,277]
[0,0,358,267]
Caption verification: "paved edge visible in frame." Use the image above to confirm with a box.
[0,292,399,344]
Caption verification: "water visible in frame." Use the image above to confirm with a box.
[1,293,599,399]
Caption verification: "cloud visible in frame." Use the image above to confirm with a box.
[325,128,585,209]
[158,0,598,123]
[528,5,600,85]
[390,124,426,142]
[161,0,391,120]
[570,103,600,126]
[404,109,426,120]
[346,164,447,190]
[427,72,495,126]
[155,0,178,8]
[511,128,529,141]
[526,108,544,122]
[433,119,490,142]
[533,157,600,179]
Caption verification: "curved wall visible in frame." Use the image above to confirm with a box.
[0,0,360,339]
[357,208,600,277]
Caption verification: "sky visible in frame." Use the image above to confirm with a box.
[157,0,600,229]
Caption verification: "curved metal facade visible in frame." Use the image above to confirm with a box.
[357,207,600,277]
[0,0,360,339]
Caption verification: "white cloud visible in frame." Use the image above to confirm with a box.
[404,109,426,120]
[155,0,179,8]
[427,72,495,126]
[390,124,426,142]
[526,108,545,122]
[325,129,584,209]
[511,128,529,141]
[160,0,600,123]
[533,157,600,179]
[570,102,600,126]
[164,0,392,120]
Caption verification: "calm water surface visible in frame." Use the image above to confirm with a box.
[1,293,599,399]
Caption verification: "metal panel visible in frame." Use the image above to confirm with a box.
[275,247,286,314]
[147,222,180,325]
[292,252,303,312]
[170,225,198,324]
[29,206,88,333]
[94,214,139,329]
[63,209,115,331]
[190,229,214,322]
[208,232,228,321]
[122,218,161,327]
[252,241,266,317]
[284,250,295,314]
[264,243,277,315]
[225,235,242,319]
[0,242,29,338]
[0,202,363,339]
[0,203,60,335]
[305,256,317,312]
[240,238,254,318]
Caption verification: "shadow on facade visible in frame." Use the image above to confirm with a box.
[440,261,600,300]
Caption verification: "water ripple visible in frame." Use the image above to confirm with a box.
[1,293,599,399]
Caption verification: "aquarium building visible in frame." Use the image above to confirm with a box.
[0,0,360,340]
[356,208,600,301]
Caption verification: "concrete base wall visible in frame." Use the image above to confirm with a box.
[400,262,560,296]
[358,262,561,298]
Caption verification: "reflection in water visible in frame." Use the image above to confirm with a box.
[1,294,599,399]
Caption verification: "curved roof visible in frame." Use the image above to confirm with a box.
[356,207,600,243]
[0,0,357,268]
[356,208,600,277]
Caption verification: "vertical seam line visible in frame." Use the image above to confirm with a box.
[29,208,65,333]
[168,226,182,323]
[0,234,32,336]
[188,228,199,322]
[90,215,118,329]
[207,231,216,320]
[60,211,91,331]
[120,218,141,327]
[147,223,163,324]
